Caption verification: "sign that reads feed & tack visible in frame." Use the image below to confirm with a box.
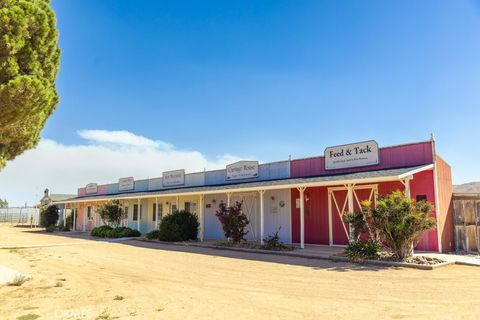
[226,161,259,180]
[163,169,185,187]
[118,177,135,191]
[85,183,98,194]
[325,140,379,170]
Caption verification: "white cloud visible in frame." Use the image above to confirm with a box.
[0,130,245,206]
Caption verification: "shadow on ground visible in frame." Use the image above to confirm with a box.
[7,226,393,273]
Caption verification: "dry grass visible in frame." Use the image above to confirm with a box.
[8,274,28,286]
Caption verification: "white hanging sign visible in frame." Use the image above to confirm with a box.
[226,161,259,180]
[85,183,98,194]
[163,169,185,187]
[325,140,379,170]
[118,177,135,191]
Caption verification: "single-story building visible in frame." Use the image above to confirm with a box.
[54,137,455,253]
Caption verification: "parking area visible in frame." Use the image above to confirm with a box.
[1,226,479,319]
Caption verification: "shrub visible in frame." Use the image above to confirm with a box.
[215,201,249,243]
[8,274,28,286]
[97,200,126,227]
[65,211,74,229]
[91,226,140,238]
[263,227,288,250]
[345,240,382,262]
[145,230,161,240]
[45,225,56,233]
[91,225,113,237]
[158,210,199,242]
[361,190,436,260]
[40,205,59,228]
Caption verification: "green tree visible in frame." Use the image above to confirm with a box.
[40,204,59,227]
[361,190,436,260]
[97,200,126,227]
[0,198,8,208]
[0,0,60,169]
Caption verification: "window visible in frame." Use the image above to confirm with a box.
[416,195,427,202]
[171,203,177,213]
[133,204,142,221]
[152,203,164,222]
[184,202,197,214]
[87,206,93,220]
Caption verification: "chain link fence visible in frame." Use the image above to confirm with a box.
[0,207,40,227]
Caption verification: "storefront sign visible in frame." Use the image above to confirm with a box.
[118,177,135,191]
[85,183,98,194]
[226,161,259,180]
[163,169,185,187]
[325,140,379,170]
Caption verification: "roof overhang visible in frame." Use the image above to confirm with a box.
[55,164,434,205]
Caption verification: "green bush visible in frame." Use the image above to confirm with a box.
[45,225,56,233]
[362,190,436,259]
[145,230,161,240]
[91,225,140,238]
[40,205,59,228]
[345,240,382,262]
[65,211,74,229]
[158,210,199,242]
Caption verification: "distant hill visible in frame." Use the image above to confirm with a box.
[453,182,480,193]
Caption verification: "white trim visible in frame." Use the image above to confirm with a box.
[398,164,433,179]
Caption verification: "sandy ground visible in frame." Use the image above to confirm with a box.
[0,226,479,320]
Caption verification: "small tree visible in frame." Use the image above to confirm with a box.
[361,190,436,260]
[40,205,59,227]
[97,200,125,227]
[215,201,249,243]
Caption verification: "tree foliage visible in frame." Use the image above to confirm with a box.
[0,0,60,169]
[216,201,249,243]
[350,190,436,260]
[0,198,8,208]
[97,200,125,227]
[40,204,58,227]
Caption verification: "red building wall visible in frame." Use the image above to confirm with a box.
[436,156,455,252]
[291,141,434,178]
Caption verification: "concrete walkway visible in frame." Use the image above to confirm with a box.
[419,252,480,266]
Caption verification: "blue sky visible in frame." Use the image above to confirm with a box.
[2,0,480,205]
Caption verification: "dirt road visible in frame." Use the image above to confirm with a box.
[0,226,479,319]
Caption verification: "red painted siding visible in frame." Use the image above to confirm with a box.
[436,156,454,252]
[291,187,330,245]
[290,172,441,252]
[409,170,438,251]
[291,141,433,178]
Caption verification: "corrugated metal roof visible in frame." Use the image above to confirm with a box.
[55,164,432,204]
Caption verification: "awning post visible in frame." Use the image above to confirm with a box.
[297,187,306,249]
[137,199,141,232]
[199,194,204,241]
[259,190,266,245]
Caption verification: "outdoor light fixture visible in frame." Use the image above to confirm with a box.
[271,196,275,201]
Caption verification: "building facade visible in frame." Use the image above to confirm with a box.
[57,138,455,253]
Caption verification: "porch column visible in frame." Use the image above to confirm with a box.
[155,197,159,229]
[63,206,66,227]
[259,190,266,245]
[137,199,141,231]
[73,208,76,231]
[82,205,86,232]
[297,187,306,249]
[347,184,354,243]
[227,192,232,206]
[176,196,179,211]
[199,194,204,241]
[403,176,412,199]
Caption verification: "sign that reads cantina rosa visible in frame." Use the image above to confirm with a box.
[226,161,259,180]
[325,140,379,170]
[163,169,185,187]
